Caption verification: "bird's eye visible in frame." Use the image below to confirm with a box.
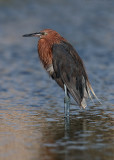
[42,32,47,35]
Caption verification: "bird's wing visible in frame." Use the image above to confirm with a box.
[52,41,89,108]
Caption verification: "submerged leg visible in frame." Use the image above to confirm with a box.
[64,84,70,117]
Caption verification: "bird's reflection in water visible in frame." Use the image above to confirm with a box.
[64,116,70,160]
[63,111,87,160]
[64,116,70,138]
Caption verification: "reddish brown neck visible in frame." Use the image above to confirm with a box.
[38,39,52,69]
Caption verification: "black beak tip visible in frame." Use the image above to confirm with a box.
[22,34,30,37]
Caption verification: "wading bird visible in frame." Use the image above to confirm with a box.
[23,29,99,117]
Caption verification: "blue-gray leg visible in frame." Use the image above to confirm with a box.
[64,84,70,117]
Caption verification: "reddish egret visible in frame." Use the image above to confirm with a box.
[23,29,99,117]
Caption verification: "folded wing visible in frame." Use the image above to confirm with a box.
[52,41,90,108]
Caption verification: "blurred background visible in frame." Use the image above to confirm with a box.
[0,0,114,160]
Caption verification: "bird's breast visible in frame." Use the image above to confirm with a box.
[46,64,54,76]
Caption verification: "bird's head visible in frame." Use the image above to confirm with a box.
[23,29,65,43]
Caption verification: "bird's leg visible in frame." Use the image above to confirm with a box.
[64,84,70,117]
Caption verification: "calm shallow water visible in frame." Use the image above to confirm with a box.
[0,0,114,160]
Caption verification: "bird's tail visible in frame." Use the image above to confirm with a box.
[81,81,101,109]
[87,82,101,104]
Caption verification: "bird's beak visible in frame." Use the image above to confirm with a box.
[22,32,43,37]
